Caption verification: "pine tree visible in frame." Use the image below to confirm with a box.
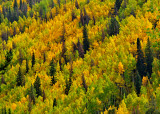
[29,84,36,104]
[115,0,122,11]
[29,0,33,9]
[26,59,29,73]
[50,0,54,8]
[50,59,56,85]
[13,0,18,10]
[16,67,23,86]
[65,79,70,95]
[34,76,42,97]
[82,74,88,93]
[135,72,142,95]
[8,108,11,114]
[32,52,35,68]
[83,25,89,54]
[108,17,120,36]
[77,39,84,58]
[75,0,79,9]
[57,0,60,7]
[8,7,12,22]
[5,49,13,67]
[53,98,57,107]
[19,0,23,10]
[136,38,147,78]
[72,10,76,21]
[145,38,153,79]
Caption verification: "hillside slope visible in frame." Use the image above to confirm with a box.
[0,0,160,113]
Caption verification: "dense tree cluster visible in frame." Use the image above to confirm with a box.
[0,0,160,113]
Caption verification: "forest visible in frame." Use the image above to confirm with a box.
[0,0,160,113]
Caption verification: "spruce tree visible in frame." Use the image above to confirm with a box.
[75,0,79,9]
[51,0,54,8]
[136,38,147,78]
[82,74,88,93]
[145,38,153,79]
[77,39,84,58]
[13,0,18,10]
[108,17,120,36]
[19,0,23,10]
[5,49,13,67]
[50,59,56,85]
[135,72,141,95]
[83,25,89,54]
[32,52,35,68]
[29,0,33,9]
[65,79,69,95]
[16,67,23,86]
[8,108,11,114]
[53,98,57,107]
[29,84,36,104]
[34,76,42,97]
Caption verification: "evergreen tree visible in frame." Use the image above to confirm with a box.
[19,0,23,10]
[53,98,57,107]
[8,108,11,114]
[5,49,13,66]
[29,0,33,9]
[115,0,122,11]
[83,8,90,25]
[72,10,76,21]
[28,98,32,112]
[135,72,142,95]
[75,0,79,9]
[32,52,35,68]
[77,39,84,58]
[65,79,70,95]
[50,0,54,8]
[136,38,147,78]
[29,84,36,104]
[82,74,88,93]
[16,67,23,86]
[34,76,42,97]
[26,59,29,73]
[108,17,120,36]
[8,7,12,22]
[50,59,56,85]
[145,38,153,79]
[57,0,60,7]
[83,25,89,54]
[13,0,18,10]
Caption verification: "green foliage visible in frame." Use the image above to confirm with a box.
[34,76,42,97]
[145,38,153,78]
[16,67,25,86]
[108,17,120,36]
[83,25,89,54]
[136,38,147,78]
